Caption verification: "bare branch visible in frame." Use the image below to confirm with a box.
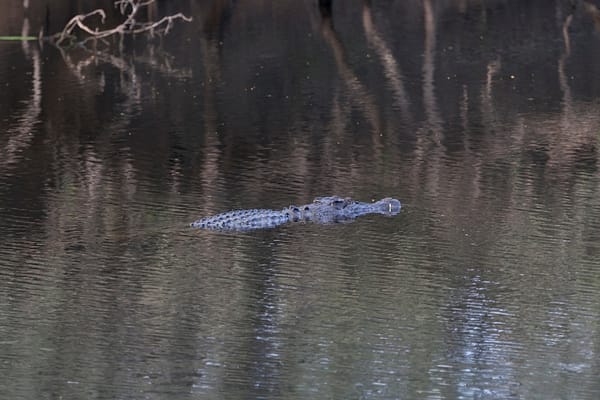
[131,13,192,35]
[54,9,106,46]
[50,0,191,48]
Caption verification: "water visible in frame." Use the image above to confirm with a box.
[1,0,600,398]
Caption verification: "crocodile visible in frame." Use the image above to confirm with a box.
[190,196,401,231]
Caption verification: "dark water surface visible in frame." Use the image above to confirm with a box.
[2,0,600,398]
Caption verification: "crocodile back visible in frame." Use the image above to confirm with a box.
[190,209,289,231]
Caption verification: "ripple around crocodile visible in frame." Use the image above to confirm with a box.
[190,196,401,231]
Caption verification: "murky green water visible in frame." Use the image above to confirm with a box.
[1,0,600,399]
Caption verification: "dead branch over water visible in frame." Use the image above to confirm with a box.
[51,0,191,47]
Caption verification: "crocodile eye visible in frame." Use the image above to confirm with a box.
[304,206,310,211]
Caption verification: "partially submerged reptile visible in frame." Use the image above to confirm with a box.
[190,196,401,231]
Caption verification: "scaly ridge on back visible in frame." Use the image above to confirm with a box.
[190,208,290,231]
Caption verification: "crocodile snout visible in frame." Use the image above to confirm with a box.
[380,198,401,215]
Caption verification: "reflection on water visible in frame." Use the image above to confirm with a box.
[1,0,600,399]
